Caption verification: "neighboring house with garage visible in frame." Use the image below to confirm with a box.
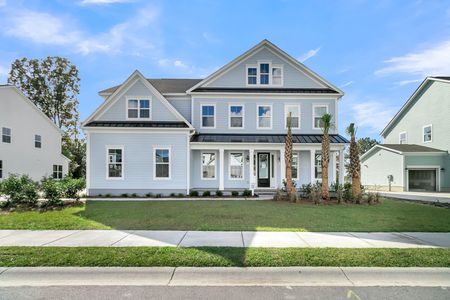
[361,77,450,192]
[0,85,70,181]
[82,40,348,196]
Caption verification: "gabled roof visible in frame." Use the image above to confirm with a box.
[191,134,349,144]
[380,76,450,137]
[99,78,202,95]
[361,144,448,162]
[186,39,344,96]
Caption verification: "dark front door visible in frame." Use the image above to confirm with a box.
[257,153,270,187]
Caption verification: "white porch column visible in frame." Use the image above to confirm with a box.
[280,148,286,186]
[339,148,345,184]
[310,149,315,184]
[219,148,224,191]
[249,148,255,194]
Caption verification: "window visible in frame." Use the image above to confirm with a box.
[272,66,282,85]
[247,67,257,85]
[399,132,407,144]
[0,160,2,179]
[315,152,322,179]
[53,165,63,180]
[201,105,215,128]
[35,135,42,148]
[2,127,11,143]
[229,152,244,180]
[154,148,170,179]
[202,152,216,179]
[257,105,272,129]
[260,63,270,84]
[292,153,299,179]
[285,105,300,129]
[423,125,432,143]
[313,105,328,129]
[127,99,150,119]
[107,147,123,179]
[229,105,244,128]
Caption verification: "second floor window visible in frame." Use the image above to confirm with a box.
[313,105,328,129]
[128,99,150,119]
[423,125,432,143]
[202,152,216,179]
[53,165,63,180]
[35,135,42,148]
[107,147,123,179]
[285,105,300,129]
[2,127,11,143]
[201,105,215,128]
[257,105,272,129]
[229,105,244,128]
[399,132,407,144]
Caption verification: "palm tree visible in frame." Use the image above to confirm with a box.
[320,114,332,200]
[284,112,296,201]
[346,123,361,203]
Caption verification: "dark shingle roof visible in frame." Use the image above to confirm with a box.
[99,79,202,95]
[84,121,189,128]
[191,87,339,94]
[381,144,447,153]
[191,134,349,144]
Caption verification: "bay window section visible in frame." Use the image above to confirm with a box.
[107,147,123,179]
[229,105,244,128]
[155,148,170,179]
[202,152,216,179]
[229,152,244,180]
[201,105,215,128]
[257,105,272,129]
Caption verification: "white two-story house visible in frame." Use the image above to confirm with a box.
[82,40,348,196]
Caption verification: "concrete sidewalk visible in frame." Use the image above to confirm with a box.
[0,267,449,287]
[378,191,450,204]
[0,230,449,248]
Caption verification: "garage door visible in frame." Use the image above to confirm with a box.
[408,169,437,192]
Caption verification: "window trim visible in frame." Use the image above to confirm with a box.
[106,145,124,180]
[256,104,273,129]
[153,146,171,180]
[2,127,11,144]
[52,164,63,180]
[35,134,42,149]
[312,104,329,129]
[272,64,284,86]
[246,65,257,86]
[228,151,245,181]
[201,151,217,180]
[228,104,245,129]
[284,104,301,129]
[399,131,407,144]
[245,62,284,87]
[314,151,323,181]
[423,124,432,143]
[126,96,152,120]
[200,103,216,129]
[258,60,271,85]
[292,152,299,180]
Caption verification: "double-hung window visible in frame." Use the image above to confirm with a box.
[229,105,244,128]
[259,63,270,84]
[247,67,257,85]
[202,152,216,179]
[399,132,407,144]
[107,147,123,179]
[292,153,299,179]
[285,105,300,129]
[201,105,215,128]
[127,99,150,119]
[0,160,2,179]
[35,135,42,148]
[272,66,282,85]
[313,105,329,129]
[423,125,432,143]
[53,165,63,180]
[2,127,11,143]
[257,105,272,129]
[154,148,170,179]
[315,152,322,179]
[229,152,244,180]
[247,62,283,86]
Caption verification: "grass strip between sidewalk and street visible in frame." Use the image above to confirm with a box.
[0,247,449,267]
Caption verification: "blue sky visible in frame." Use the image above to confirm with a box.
[0,0,449,140]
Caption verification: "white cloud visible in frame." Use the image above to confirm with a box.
[375,40,450,77]
[394,79,422,86]
[158,58,189,69]
[202,32,221,43]
[0,0,7,7]
[353,101,397,133]
[297,47,321,63]
[80,0,134,5]
[340,81,354,88]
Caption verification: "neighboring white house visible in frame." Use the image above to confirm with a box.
[82,40,348,196]
[361,77,450,192]
[0,85,70,181]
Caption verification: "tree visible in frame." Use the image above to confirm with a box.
[344,137,379,180]
[62,136,86,179]
[320,114,332,201]
[346,123,362,203]
[284,112,296,201]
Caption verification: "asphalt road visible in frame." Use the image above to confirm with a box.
[0,286,449,300]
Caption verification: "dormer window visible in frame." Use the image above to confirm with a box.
[127,98,150,119]
[247,62,283,86]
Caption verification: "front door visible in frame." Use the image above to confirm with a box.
[257,153,270,187]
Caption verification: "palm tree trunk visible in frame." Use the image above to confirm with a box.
[321,133,330,200]
[285,113,295,201]
[350,135,362,203]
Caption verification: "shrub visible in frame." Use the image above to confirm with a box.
[309,182,322,205]
[105,193,112,198]
[189,190,199,197]
[155,193,163,198]
[131,193,138,198]
[0,174,39,207]
[41,177,64,206]
[177,193,185,198]
[215,190,223,197]
[272,189,282,201]
[281,179,297,192]
[231,191,239,197]
[121,193,129,198]
[300,183,312,198]
[170,193,176,197]
[202,191,211,197]
[62,177,85,200]
[146,193,154,198]
[343,182,353,203]
[242,189,252,197]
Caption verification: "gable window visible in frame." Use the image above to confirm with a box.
[260,63,270,84]
[315,152,322,179]
[202,152,216,179]
[127,99,150,119]
[229,152,244,180]
[272,66,282,85]
[247,67,257,85]
[292,153,299,179]
[53,165,63,180]
[35,135,42,148]
[285,105,300,129]
[2,127,11,143]
[107,147,123,179]
[313,105,329,129]
[247,62,283,86]
[154,148,170,179]
[423,125,432,143]
[229,105,244,128]
[399,132,407,144]
[0,160,2,179]
[201,105,215,128]
[257,105,272,129]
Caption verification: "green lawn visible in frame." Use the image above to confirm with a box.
[0,247,448,267]
[0,199,449,231]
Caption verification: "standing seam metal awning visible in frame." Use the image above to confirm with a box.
[190,134,349,144]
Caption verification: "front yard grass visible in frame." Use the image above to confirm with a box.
[0,247,449,267]
[0,199,449,231]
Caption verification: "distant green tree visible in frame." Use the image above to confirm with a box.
[344,136,379,182]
